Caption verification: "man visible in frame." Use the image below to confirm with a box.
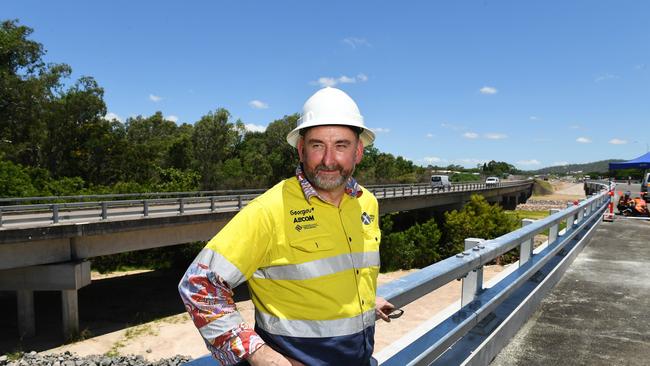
[179,87,394,366]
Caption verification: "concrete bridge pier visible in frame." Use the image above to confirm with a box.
[499,195,519,210]
[0,261,91,340]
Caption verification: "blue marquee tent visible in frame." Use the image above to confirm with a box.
[609,152,650,170]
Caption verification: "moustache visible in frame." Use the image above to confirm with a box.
[315,164,343,173]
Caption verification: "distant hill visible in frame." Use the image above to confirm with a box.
[525,159,624,175]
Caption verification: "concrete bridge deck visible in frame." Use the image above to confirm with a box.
[492,217,650,366]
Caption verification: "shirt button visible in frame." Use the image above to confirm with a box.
[361,300,365,305]
[348,237,352,242]
[356,269,359,274]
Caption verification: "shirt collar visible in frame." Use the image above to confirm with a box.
[295,164,363,202]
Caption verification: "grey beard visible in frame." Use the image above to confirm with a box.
[304,164,355,192]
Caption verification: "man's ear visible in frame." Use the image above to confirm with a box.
[355,140,364,164]
[297,137,305,163]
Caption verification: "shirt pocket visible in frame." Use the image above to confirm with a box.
[289,233,334,253]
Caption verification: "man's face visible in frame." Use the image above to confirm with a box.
[298,125,364,192]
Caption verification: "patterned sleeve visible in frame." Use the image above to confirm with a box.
[179,200,274,365]
[179,260,265,365]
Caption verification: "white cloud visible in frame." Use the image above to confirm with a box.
[595,73,619,82]
[149,94,162,102]
[371,127,390,133]
[422,156,445,164]
[529,116,540,121]
[609,138,627,145]
[479,86,498,95]
[576,137,592,143]
[104,112,123,122]
[553,161,570,166]
[440,122,466,131]
[244,123,267,133]
[426,133,434,138]
[568,124,581,130]
[517,159,541,166]
[463,132,479,139]
[485,133,507,140]
[249,100,269,109]
[312,74,368,87]
[342,37,371,48]
[166,115,178,123]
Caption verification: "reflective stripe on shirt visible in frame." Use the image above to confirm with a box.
[198,311,245,340]
[195,247,246,288]
[255,309,376,338]
[252,251,380,281]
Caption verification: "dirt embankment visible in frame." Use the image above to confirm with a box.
[516,180,586,211]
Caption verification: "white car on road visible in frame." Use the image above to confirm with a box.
[485,177,500,186]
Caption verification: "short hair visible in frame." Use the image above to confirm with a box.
[298,125,362,138]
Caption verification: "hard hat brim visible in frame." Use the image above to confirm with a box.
[286,124,375,148]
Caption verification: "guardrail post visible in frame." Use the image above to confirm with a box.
[101,202,107,220]
[577,204,584,223]
[210,197,216,212]
[461,238,484,307]
[179,198,185,214]
[519,219,535,266]
[238,195,243,209]
[565,202,574,233]
[143,200,149,217]
[402,187,405,196]
[52,204,60,224]
[548,209,560,244]
[0,208,3,227]
[383,188,387,198]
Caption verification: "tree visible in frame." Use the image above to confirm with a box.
[0,20,72,166]
[263,114,299,182]
[44,76,109,180]
[192,108,238,189]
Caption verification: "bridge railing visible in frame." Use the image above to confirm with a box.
[0,180,531,228]
[374,181,611,365]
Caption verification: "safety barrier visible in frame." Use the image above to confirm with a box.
[375,181,611,365]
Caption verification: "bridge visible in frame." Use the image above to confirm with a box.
[0,180,533,339]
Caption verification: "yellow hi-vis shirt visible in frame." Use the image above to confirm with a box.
[189,175,381,363]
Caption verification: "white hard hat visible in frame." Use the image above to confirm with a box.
[286,87,375,147]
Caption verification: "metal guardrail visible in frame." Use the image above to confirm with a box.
[0,180,531,228]
[374,181,612,365]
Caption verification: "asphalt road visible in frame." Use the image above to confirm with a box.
[491,214,650,366]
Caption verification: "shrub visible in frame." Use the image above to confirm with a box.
[443,194,519,261]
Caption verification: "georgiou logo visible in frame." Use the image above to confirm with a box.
[290,207,314,216]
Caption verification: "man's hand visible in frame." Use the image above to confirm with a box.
[375,296,396,322]
[248,344,305,366]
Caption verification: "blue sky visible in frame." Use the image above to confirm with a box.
[3,1,649,170]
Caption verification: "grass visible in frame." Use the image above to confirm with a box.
[532,179,554,196]
[507,210,550,221]
[104,322,158,357]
